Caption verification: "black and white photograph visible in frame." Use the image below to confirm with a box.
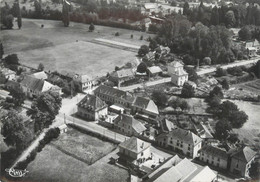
[0,0,260,181]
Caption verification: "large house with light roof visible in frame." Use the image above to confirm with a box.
[156,127,202,158]
[77,94,108,121]
[167,61,188,86]
[143,156,217,182]
[118,136,151,166]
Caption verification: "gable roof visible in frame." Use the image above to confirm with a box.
[110,69,134,79]
[160,118,175,132]
[0,68,15,76]
[114,114,146,134]
[231,146,257,162]
[20,76,54,93]
[200,145,228,160]
[150,157,217,182]
[168,61,183,68]
[168,128,202,145]
[133,96,159,115]
[30,71,48,80]
[119,136,151,154]
[77,94,107,111]
[148,66,162,74]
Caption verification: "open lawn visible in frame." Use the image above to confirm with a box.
[1,18,151,78]
[230,100,260,148]
[51,127,116,165]
[23,145,129,182]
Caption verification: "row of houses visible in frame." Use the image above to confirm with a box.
[118,137,218,182]
[110,59,188,87]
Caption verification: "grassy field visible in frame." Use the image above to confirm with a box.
[22,128,128,182]
[23,145,128,182]
[2,18,151,78]
[231,100,260,148]
[51,128,116,165]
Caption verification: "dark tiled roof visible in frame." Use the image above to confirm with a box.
[20,75,45,92]
[200,145,228,160]
[133,96,150,109]
[94,85,135,102]
[231,146,257,162]
[77,94,107,111]
[168,128,202,145]
[119,136,151,154]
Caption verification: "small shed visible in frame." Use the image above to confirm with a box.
[58,124,68,134]
[147,66,162,76]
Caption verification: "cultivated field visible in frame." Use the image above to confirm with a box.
[1,18,151,78]
[23,128,128,182]
[51,128,116,165]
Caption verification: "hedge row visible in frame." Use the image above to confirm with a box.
[16,128,60,170]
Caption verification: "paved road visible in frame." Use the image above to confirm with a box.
[197,57,259,75]
[120,57,260,91]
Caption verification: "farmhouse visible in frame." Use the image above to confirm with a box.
[77,94,108,121]
[199,145,228,170]
[109,69,135,87]
[132,96,159,118]
[118,136,151,166]
[144,157,217,182]
[0,68,15,83]
[20,75,61,98]
[30,71,48,80]
[114,114,146,136]
[167,61,188,86]
[229,146,257,177]
[74,74,94,92]
[156,127,202,158]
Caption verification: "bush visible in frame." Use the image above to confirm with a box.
[115,32,119,36]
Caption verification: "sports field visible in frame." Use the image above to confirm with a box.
[1,18,150,78]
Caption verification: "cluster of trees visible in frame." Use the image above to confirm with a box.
[151,90,168,107]
[205,86,248,140]
[238,25,260,41]
[169,97,190,111]
[181,82,195,98]
[154,14,237,65]
[1,1,22,29]
[183,1,260,27]
[1,87,26,109]
[27,91,62,133]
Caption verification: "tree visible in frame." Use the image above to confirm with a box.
[209,86,224,99]
[181,82,195,98]
[151,90,167,107]
[34,0,42,18]
[0,43,4,59]
[183,2,190,16]
[215,67,227,77]
[38,63,44,71]
[149,39,158,51]
[2,110,33,150]
[225,10,236,28]
[89,23,95,32]
[3,14,14,29]
[222,78,229,90]
[215,119,232,140]
[140,35,143,40]
[238,26,253,41]
[217,100,248,128]
[251,60,260,78]
[4,54,19,65]
[210,6,219,25]
[137,62,147,73]
[17,1,22,29]
[62,0,70,27]
[185,67,198,83]
[138,45,149,57]
[9,87,26,107]
[27,91,62,132]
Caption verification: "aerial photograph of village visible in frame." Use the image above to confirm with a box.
[0,0,259,181]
